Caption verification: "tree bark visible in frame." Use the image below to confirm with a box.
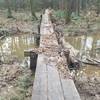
[30,0,38,20]
[6,0,13,18]
[65,0,73,24]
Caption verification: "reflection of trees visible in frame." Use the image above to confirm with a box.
[91,37,96,57]
[91,34,100,58]
[65,36,82,50]
[77,37,81,50]
[0,34,35,61]
[0,45,5,61]
[11,34,34,59]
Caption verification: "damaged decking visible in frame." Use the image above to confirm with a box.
[32,10,81,100]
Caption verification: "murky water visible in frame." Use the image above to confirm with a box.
[65,33,100,58]
[65,33,100,77]
[0,34,35,63]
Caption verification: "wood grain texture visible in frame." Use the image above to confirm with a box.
[47,64,64,100]
[61,79,81,100]
[32,55,48,100]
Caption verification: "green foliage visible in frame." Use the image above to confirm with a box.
[10,94,26,100]
[0,0,5,9]
[71,12,81,20]
[54,10,65,19]
[10,96,19,100]
[0,96,5,100]
[17,75,32,89]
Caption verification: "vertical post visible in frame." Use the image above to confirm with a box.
[34,34,40,47]
[30,52,38,72]
[63,50,70,66]
[34,14,42,47]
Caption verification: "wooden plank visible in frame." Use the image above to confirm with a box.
[32,55,48,100]
[32,9,81,100]
[47,64,64,100]
[61,79,81,100]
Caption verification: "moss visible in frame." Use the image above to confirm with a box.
[53,10,65,19]
[10,96,19,100]
[17,75,32,89]
[0,97,5,100]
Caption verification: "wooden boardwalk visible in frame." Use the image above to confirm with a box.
[32,10,81,100]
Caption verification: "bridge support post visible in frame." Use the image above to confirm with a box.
[30,51,38,72]
[24,51,38,72]
[34,34,40,47]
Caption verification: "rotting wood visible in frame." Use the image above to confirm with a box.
[24,51,38,72]
[30,51,38,72]
[34,33,40,47]
[54,29,80,69]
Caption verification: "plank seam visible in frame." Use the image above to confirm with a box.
[46,63,49,100]
[58,69,66,100]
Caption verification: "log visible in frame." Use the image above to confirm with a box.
[86,58,100,65]
[54,29,80,69]
[92,59,100,63]
[82,61,99,66]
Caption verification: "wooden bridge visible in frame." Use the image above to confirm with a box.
[31,10,81,100]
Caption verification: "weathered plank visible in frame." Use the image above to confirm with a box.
[61,79,81,100]
[47,64,64,100]
[32,9,81,100]
[32,55,48,100]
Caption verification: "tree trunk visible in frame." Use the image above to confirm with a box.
[6,0,13,18]
[30,0,38,20]
[76,0,80,16]
[14,0,18,12]
[65,0,73,24]
[96,0,100,15]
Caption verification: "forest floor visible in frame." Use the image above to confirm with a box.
[54,11,100,100]
[55,11,100,36]
[0,10,39,100]
[75,72,100,100]
[0,10,40,35]
[0,63,34,100]
[0,10,100,100]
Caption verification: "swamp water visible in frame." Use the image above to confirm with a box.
[0,34,35,66]
[65,33,100,77]
[0,34,35,100]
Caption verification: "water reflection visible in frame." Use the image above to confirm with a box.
[65,33,100,58]
[65,33,100,76]
[0,34,35,62]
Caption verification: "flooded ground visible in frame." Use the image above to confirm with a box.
[65,33,100,100]
[65,33,100,58]
[0,34,35,100]
[0,34,35,64]
[65,33,100,76]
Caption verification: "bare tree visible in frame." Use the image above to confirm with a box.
[6,0,13,18]
[30,0,38,20]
